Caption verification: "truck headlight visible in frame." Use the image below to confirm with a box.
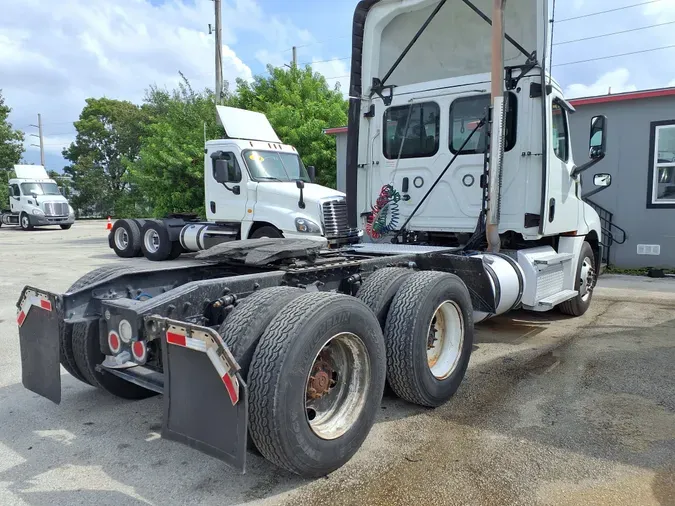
[295,218,321,233]
[68,205,75,216]
[32,209,44,216]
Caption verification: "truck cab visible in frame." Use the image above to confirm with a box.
[205,106,359,243]
[2,165,74,230]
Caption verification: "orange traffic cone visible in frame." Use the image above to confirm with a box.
[106,217,112,231]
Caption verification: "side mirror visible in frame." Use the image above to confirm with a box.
[214,160,229,183]
[296,180,305,190]
[307,166,316,183]
[31,193,38,199]
[296,179,306,209]
[589,115,607,159]
[582,173,612,199]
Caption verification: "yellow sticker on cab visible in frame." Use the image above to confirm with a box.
[249,153,264,162]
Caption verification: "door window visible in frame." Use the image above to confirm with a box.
[10,184,20,197]
[383,102,440,159]
[552,100,569,162]
[212,152,242,183]
[449,93,517,154]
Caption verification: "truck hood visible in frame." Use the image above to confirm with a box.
[256,182,345,204]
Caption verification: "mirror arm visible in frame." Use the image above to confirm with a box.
[582,185,609,200]
[571,153,605,178]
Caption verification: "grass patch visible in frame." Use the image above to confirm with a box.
[605,266,675,276]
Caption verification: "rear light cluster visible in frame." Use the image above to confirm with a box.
[107,318,149,365]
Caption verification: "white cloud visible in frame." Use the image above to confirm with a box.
[1,0,310,169]
[564,68,638,98]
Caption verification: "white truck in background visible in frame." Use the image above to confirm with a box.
[1,165,75,230]
[110,106,360,260]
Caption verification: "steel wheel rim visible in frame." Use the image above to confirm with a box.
[580,256,595,302]
[427,301,464,380]
[114,227,129,250]
[22,216,29,228]
[305,332,371,440]
[144,229,160,254]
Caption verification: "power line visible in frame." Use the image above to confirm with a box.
[554,20,675,45]
[556,0,663,23]
[282,36,350,52]
[300,56,351,66]
[554,43,675,67]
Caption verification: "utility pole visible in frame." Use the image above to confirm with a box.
[29,113,45,167]
[292,46,297,67]
[214,0,223,104]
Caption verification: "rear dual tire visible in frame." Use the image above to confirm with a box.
[358,269,474,408]
[140,220,183,261]
[245,291,386,477]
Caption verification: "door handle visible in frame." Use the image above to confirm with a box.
[402,177,409,193]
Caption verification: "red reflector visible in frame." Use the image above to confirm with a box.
[109,332,121,353]
[17,311,26,326]
[222,373,238,405]
[39,299,52,311]
[132,341,146,361]
[166,331,186,347]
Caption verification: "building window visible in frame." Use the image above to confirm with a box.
[551,100,569,162]
[383,102,440,159]
[649,122,675,206]
[449,93,517,154]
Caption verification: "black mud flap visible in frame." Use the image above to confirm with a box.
[17,286,62,404]
[149,316,249,473]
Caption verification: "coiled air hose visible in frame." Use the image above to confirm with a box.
[366,184,400,239]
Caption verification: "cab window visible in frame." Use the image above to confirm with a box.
[449,93,517,154]
[10,184,20,197]
[212,152,242,183]
[552,100,569,162]
[383,102,440,159]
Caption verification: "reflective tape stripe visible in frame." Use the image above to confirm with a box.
[166,331,186,347]
[17,291,52,328]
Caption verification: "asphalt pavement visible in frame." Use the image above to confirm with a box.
[0,221,673,506]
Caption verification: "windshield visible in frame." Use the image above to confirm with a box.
[20,182,61,196]
[242,150,310,182]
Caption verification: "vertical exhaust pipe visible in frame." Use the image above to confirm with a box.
[486,0,506,253]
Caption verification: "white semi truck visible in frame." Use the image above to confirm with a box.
[109,106,359,260]
[17,0,613,479]
[1,165,75,230]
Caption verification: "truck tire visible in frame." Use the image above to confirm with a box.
[72,319,156,399]
[559,241,596,317]
[356,267,414,329]
[141,220,182,261]
[250,226,282,239]
[60,265,134,385]
[248,292,386,477]
[60,224,72,230]
[20,212,33,230]
[218,286,305,380]
[384,271,474,407]
[111,219,142,258]
[132,219,147,256]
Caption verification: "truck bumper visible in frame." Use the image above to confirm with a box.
[29,215,75,226]
[16,287,249,473]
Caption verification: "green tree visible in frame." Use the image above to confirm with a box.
[0,90,25,206]
[233,65,348,188]
[126,77,227,217]
[63,98,148,217]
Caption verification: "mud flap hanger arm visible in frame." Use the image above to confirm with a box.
[371,0,536,104]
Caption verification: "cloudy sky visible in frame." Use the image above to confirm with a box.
[2,0,675,172]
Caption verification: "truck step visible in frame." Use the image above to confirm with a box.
[533,252,574,269]
[535,289,578,309]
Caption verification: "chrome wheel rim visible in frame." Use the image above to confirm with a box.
[427,301,464,380]
[305,332,371,440]
[144,229,160,254]
[580,256,595,302]
[114,227,129,250]
[22,216,29,228]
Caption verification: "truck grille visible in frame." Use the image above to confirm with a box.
[321,199,350,238]
[43,202,69,217]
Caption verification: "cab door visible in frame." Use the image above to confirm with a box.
[205,147,249,223]
[541,94,579,235]
[9,184,21,213]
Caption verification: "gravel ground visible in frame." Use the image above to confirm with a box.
[0,221,673,506]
